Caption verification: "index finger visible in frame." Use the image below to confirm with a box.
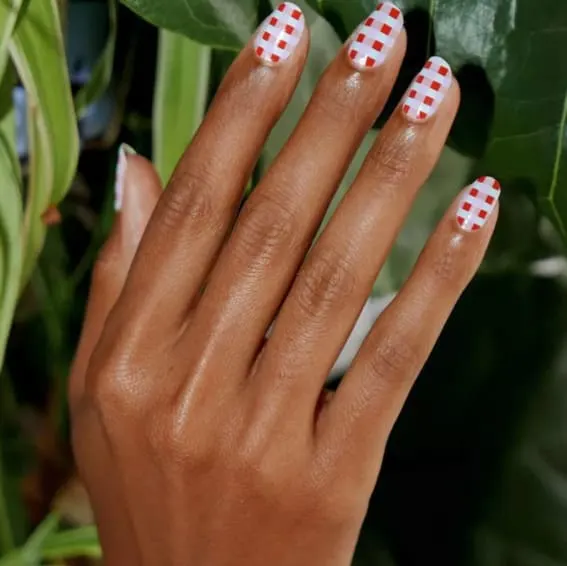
[117,4,310,338]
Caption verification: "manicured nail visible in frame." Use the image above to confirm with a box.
[114,144,136,211]
[254,2,305,66]
[347,2,404,71]
[456,176,501,232]
[402,56,452,122]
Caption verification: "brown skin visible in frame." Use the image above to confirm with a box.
[69,24,498,566]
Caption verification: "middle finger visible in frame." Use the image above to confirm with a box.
[187,3,407,382]
[254,56,459,413]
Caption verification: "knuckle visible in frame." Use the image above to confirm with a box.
[86,364,136,420]
[430,245,466,289]
[84,339,153,423]
[161,169,218,231]
[222,73,267,117]
[295,249,357,319]
[146,408,215,470]
[236,194,298,266]
[366,338,418,386]
[310,78,360,123]
[366,131,417,192]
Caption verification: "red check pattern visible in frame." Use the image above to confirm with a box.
[456,176,501,232]
[254,2,304,65]
[402,56,452,121]
[347,2,404,70]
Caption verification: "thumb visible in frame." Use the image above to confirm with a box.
[69,145,162,409]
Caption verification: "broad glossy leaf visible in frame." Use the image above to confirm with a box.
[305,0,567,241]
[134,0,567,242]
[357,274,567,566]
[153,29,211,183]
[120,0,257,50]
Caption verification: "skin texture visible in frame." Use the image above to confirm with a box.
[69,16,498,566]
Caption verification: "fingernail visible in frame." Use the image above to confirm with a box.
[254,2,305,66]
[114,143,136,211]
[402,56,452,122]
[456,176,501,232]
[347,2,404,71]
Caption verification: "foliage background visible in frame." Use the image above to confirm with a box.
[0,0,566,564]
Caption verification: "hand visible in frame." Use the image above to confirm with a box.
[69,3,500,565]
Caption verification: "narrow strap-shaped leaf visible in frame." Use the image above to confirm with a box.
[7,0,80,289]
[0,0,28,78]
[153,29,211,184]
[9,0,79,203]
[0,93,23,561]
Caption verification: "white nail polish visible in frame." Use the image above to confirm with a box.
[114,144,136,211]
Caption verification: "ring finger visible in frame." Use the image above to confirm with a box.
[253,56,459,415]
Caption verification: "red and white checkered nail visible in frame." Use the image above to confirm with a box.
[254,2,305,66]
[456,176,501,232]
[402,56,452,122]
[347,2,404,71]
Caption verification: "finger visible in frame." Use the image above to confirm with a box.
[118,3,309,336]
[187,3,407,383]
[68,147,161,409]
[253,57,457,412]
[319,177,501,485]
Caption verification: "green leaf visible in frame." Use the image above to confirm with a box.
[134,0,567,243]
[21,513,59,563]
[304,0,567,242]
[0,0,28,78]
[120,0,258,50]
[0,96,23,559]
[0,523,101,564]
[9,0,79,203]
[74,0,118,116]
[19,107,49,290]
[41,525,101,561]
[8,0,80,287]
[153,29,211,183]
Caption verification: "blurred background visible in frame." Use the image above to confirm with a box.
[1,0,566,564]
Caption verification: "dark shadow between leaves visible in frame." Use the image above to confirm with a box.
[360,275,567,566]
[450,65,495,159]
